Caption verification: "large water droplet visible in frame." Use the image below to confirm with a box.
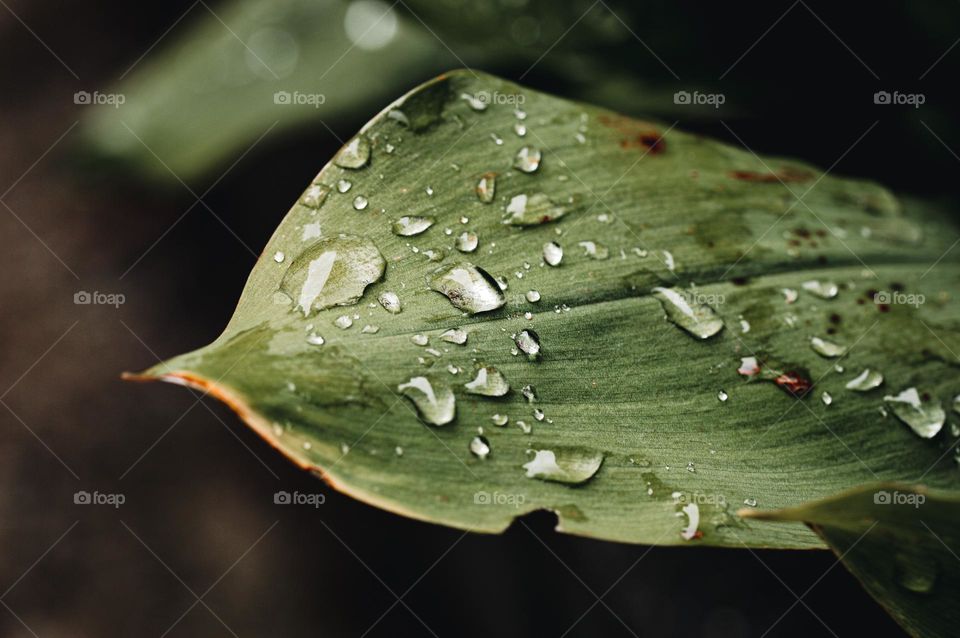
[653,287,724,340]
[884,388,945,438]
[456,231,479,253]
[543,241,563,266]
[334,135,370,169]
[470,435,491,459]
[810,336,846,358]
[476,172,496,203]
[398,376,455,426]
[522,448,603,484]
[846,369,883,391]
[392,216,434,236]
[515,329,541,359]
[282,235,386,316]
[378,291,402,314]
[440,328,468,345]
[427,262,506,314]
[513,146,542,173]
[353,195,368,210]
[504,193,569,226]
[464,366,510,396]
[801,280,839,299]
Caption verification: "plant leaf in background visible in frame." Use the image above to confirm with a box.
[128,70,960,552]
[742,484,960,638]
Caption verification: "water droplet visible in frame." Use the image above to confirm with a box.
[411,334,429,346]
[884,388,945,438]
[334,135,370,169]
[578,241,609,260]
[440,328,468,345]
[395,446,403,457]
[802,280,839,299]
[521,384,538,403]
[743,497,758,507]
[522,448,603,484]
[738,357,761,377]
[782,288,798,304]
[680,502,700,540]
[282,235,386,316]
[392,215,434,236]
[378,291,402,314]
[464,366,510,396]
[353,195,369,210]
[300,184,329,208]
[653,287,724,340]
[515,329,541,359]
[490,133,503,145]
[460,92,488,111]
[491,413,509,427]
[525,290,541,303]
[739,318,751,334]
[476,172,496,203]
[398,376,455,426]
[533,408,545,421]
[504,193,570,226]
[456,231,479,253]
[334,315,353,329]
[517,420,532,434]
[446,364,460,375]
[846,369,883,391]
[306,332,325,346]
[514,109,527,120]
[470,435,491,459]
[361,324,380,334]
[427,262,506,314]
[337,179,352,193]
[717,389,728,402]
[273,251,285,263]
[513,122,527,137]
[895,551,937,594]
[810,336,846,358]
[686,461,696,473]
[424,185,434,196]
[821,391,833,406]
[513,146,542,173]
[543,241,563,266]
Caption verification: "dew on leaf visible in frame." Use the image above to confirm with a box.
[521,384,538,403]
[810,336,846,358]
[334,135,370,169]
[398,376,455,426]
[392,215,434,236]
[273,251,285,263]
[460,92,488,111]
[526,290,541,303]
[361,324,380,334]
[411,334,429,346]
[464,366,510,396]
[717,390,728,402]
[378,291,401,314]
[456,231,479,253]
[513,146,542,173]
[491,413,509,427]
[337,179,352,193]
[515,329,541,359]
[353,195,368,210]
[884,387,945,438]
[680,503,700,540]
[334,315,353,329]
[427,262,506,314]
[653,287,724,340]
[846,369,883,392]
[802,280,839,299]
[470,435,491,459]
[440,328,468,345]
[301,184,329,208]
[522,448,603,484]
[476,172,496,203]
[306,332,325,346]
[504,193,569,226]
[821,391,833,406]
[578,241,609,260]
[282,235,386,316]
[543,241,563,266]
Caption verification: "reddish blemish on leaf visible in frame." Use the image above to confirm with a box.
[597,114,666,154]
[774,371,813,398]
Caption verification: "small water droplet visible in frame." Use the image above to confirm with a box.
[361,324,380,334]
[686,461,696,473]
[810,336,846,358]
[424,185,434,196]
[440,328,467,345]
[395,446,403,457]
[470,435,491,459]
[491,413,509,427]
[884,388,945,438]
[895,551,938,594]
[334,315,353,329]
[460,92,488,111]
[398,376,456,426]
[378,291,401,314]
[282,235,385,316]
[543,241,563,266]
[514,109,527,120]
[411,334,429,346]
[490,133,503,145]
[456,231,479,253]
[513,122,527,137]
[717,389,728,402]
[306,332,325,346]
[392,215,434,236]
[525,290,541,303]
[521,384,538,403]
[464,366,510,396]
[653,287,724,340]
[523,448,603,484]
[300,184,329,208]
[846,369,883,391]
[513,146,541,173]
[680,502,700,540]
[334,136,370,169]
[337,179,352,193]
[802,280,839,299]
[504,193,570,226]
[427,262,506,314]
[533,408,545,421]
[515,329,541,359]
[353,195,368,210]
[782,288,799,304]
[578,241,609,260]
[273,251,285,263]
[821,391,833,406]
[743,498,757,507]
[476,172,496,203]
[739,318,751,334]
[517,420,532,434]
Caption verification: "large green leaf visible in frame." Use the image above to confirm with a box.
[742,483,960,638]
[128,70,960,550]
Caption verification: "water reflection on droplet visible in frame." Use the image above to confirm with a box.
[464,366,510,396]
[884,388,945,438]
[845,369,883,391]
[522,448,603,484]
[392,215,434,236]
[653,287,724,340]
[470,435,491,459]
[334,135,371,169]
[543,241,563,266]
[427,262,506,314]
[398,376,455,426]
[513,146,542,173]
[282,235,386,316]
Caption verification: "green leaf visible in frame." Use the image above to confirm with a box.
[128,70,960,550]
[741,483,960,638]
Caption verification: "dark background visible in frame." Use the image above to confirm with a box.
[2,1,958,636]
